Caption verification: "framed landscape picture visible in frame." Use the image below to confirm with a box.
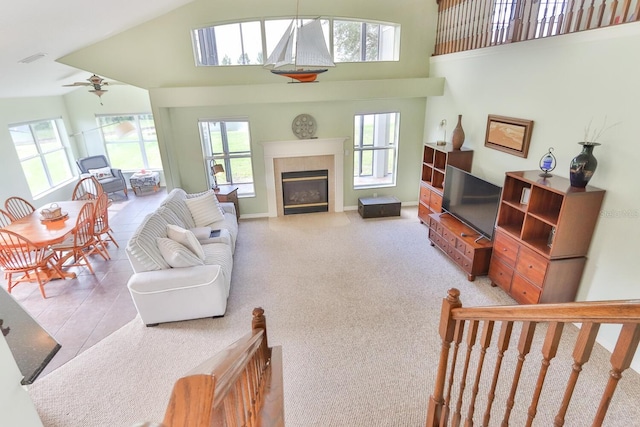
[484,115,534,158]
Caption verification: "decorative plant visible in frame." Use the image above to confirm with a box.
[583,117,620,145]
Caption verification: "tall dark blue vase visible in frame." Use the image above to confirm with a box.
[569,142,600,188]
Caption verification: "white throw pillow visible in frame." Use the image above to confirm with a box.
[157,237,204,268]
[166,224,205,260]
[184,190,225,227]
[87,166,113,180]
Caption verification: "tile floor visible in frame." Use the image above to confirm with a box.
[5,189,168,378]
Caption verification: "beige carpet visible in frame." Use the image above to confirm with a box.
[27,208,640,426]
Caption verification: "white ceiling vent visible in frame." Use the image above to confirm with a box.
[19,53,47,64]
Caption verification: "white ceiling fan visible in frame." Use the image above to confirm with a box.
[63,74,114,104]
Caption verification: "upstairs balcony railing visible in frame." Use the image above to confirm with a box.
[434,0,640,55]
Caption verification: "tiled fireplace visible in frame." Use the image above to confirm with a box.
[262,137,348,217]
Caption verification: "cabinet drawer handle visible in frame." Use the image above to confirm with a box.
[528,265,533,269]
[503,248,508,251]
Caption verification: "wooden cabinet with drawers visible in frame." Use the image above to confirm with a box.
[418,143,473,224]
[488,171,605,304]
[428,213,493,281]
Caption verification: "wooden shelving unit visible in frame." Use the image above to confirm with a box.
[418,143,474,224]
[489,171,605,304]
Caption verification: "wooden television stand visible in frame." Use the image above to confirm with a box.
[427,213,493,281]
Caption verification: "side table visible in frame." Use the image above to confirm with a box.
[214,184,240,220]
[130,171,160,196]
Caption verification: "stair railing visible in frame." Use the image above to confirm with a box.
[161,308,284,427]
[426,288,640,427]
[434,0,640,55]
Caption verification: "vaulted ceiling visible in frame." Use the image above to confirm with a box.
[0,0,194,98]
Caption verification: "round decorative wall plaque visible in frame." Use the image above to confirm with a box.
[292,114,317,139]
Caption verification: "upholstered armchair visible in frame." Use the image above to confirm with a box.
[76,155,128,199]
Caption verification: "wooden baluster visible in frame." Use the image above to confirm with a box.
[608,0,619,25]
[586,0,596,29]
[482,321,514,426]
[563,0,576,34]
[440,319,466,425]
[633,0,640,22]
[501,322,537,427]
[553,322,600,427]
[508,0,525,42]
[435,0,445,54]
[526,322,564,427]
[574,0,587,30]
[483,0,495,48]
[546,0,562,36]
[557,0,567,34]
[523,0,537,40]
[620,0,631,22]
[497,0,510,44]
[454,0,464,53]
[464,0,476,50]
[443,0,453,54]
[464,320,494,427]
[461,0,473,52]
[472,0,485,49]
[596,0,607,27]
[538,0,552,38]
[426,289,463,427]
[593,323,640,425]
[452,320,479,427]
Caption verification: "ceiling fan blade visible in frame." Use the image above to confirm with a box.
[62,82,91,87]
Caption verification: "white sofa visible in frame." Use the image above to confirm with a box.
[125,188,239,326]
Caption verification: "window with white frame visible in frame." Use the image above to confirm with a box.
[333,20,400,62]
[353,112,400,189]
[199,119,255,197]
[9,118,74,197]
[193,21,263,66]
[97,114,162,171]
[192,17,400,67]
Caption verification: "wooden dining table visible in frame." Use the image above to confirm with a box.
[3,200,94,280]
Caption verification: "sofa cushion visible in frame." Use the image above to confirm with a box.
[184,190,225,227]
[161,189,196,229]
[126,213,171,272]
[157,237,205,268]
[156,205,186,228]
[88,166,113,180]
[166,224,205,260]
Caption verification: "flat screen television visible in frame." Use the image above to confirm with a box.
[442,166,502,240]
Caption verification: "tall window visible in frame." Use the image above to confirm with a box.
[9,118,74,197]
[199,120,255,197]
[192,18,400,67]
[353,112,400,189]
[333,20,400,62]
[98,114,162,171]
[193,21,263,66]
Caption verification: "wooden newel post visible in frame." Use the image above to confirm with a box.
[252,307,269,356]
[426,288,463,427]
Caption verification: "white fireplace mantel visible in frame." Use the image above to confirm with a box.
[262,137,348,217]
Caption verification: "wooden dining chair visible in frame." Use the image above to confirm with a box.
[0,208,13,227]
[0,229,64,298]
[4,196,35,221]
[72,176,104,201]
[51,203,106,275]
[93,193,118,259]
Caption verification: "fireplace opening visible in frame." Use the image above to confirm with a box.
[282,170,329,215]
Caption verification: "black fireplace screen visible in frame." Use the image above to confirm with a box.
[282,170,329,215]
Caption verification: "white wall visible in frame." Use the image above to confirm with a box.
[425,23,640,370]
